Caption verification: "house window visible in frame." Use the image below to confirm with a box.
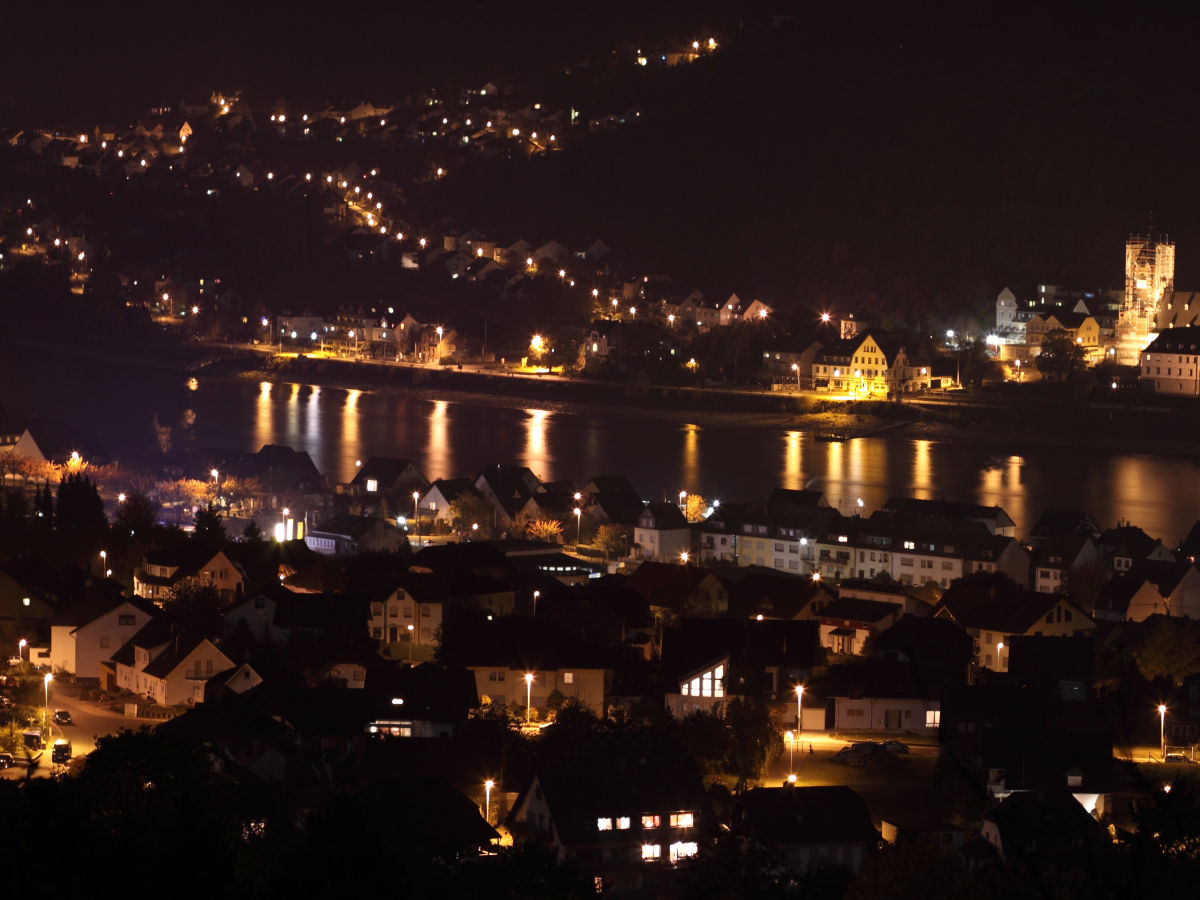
[597,818,613,831]
[942,562,953,570]
[118,614,136,626]
[927,709,941,726]
[669,812,694,828]
[421,606,431,617]
[903,541,915,550]
[563,672,574,684]
[372,627,382,639]
[642,815,660,829]
[366,478,378,492]
[642,844,661,860]
[617,817,631,830]
[403,608,412,618]
[714,665,725,697]
[99,635,110,649]
[670,842,699,862]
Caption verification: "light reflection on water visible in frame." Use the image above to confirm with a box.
[15,357,1200,541]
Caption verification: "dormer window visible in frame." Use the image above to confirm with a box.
[366,479,378,493]
[597,817,613,831]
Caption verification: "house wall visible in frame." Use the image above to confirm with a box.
[634,526,691,563]
[63,605,156,677]
[147,642,233,707]
[1141,349,1200,396]
[833,697,936,732]
[471,667,610,716]
[783,842,868,875]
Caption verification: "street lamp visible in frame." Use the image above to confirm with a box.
[99,550,107,577]
[525,672,534,724]
[785,729,794,772]
[484,779,495,824]
[795,684,805,733]
[680,551,689,564]
[18,638,26,663]
[1159,704,1168,761]
[413,491,420,544]
[407,624,414,664]
[573,507,582,543]
[532,590,540,616]
[996,641,1004,672]
[44,672,52,730]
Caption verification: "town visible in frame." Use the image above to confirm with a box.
[5,6,1200,899]
[0,433,1197,896]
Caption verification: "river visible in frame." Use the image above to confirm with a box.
[3,350,1199,542]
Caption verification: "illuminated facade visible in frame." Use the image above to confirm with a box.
[1117,234,1174,365]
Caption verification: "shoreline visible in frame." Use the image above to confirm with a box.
[8,335,1200,461]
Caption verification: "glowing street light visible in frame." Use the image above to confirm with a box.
[484,779,495,823]
[1159,704,1168,761]
[18,638,27,663]
[413,492,421,544]
[99,550,107,577]
[573,507,582,543]
[525,672,534,723]
[785,729,795,772]
[795,684,805,733]
[44,672,52,728]
[680,551,689,564]
[996,641,1004,672]
[407,624,415,663]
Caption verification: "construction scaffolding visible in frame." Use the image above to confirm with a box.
[1116,234,1174,365]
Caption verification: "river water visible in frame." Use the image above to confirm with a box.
[3,352,1199,543]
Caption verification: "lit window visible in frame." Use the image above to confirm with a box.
[617,817,630,830]
[642,815,660,829]
[669,812,694,828]
[366,478,378,493]
[597,818,613,831]
[642,844,661,860]
[670,842,699,862]
[563,672,574,684]
[926,709,941,726]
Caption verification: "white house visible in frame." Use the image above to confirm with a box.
[633,502,691,563]
[138,636,235,707]
[50,597,159,678]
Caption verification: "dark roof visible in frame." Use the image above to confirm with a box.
[1144,325,1200,355]
[726,569,831,619]
[110,618,179,666]
[310,513,380,539]
[350,457,425,490]
[1007,635,1094,688]
[52,594,157,629]
[427,478,479,504]
[817,597,901,624]
[883,497,1013,529]
[936,574,1086,634]
[143,634,219,679]
[660,618,820,687]
[639,501,687,530]
[528,754,710,846]
[739,786,878,845]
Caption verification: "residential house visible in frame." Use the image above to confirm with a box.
[814,597,903,655]
[470,664,611,717]
[50,596,160,678]
[422,478,485,526]
[1031,534,1102,594]
[934,574,1095,672]
[475,464,542,526]
[736,786,879,874]
[633,502,690,563]
[136,635,235,707]
[508,754,711,894]
[349,456,428,500]
[133,547,246,605]
[365,664,479,739]
[1095,560,1200,621]
[1098,525,1175,574]
[811,332,910,397]
[1140,326,1200,395]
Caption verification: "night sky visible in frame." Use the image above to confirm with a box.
[7,2,1200,314]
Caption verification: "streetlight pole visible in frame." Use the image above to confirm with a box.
[484,779,494,825]
[785,729,794,773]
[407,624,414,664]
[573,507,581,544]
[795,684,805,736]
[1159,704,1168,761]
[525,672,534,724]
[18,638,26,664]
[996,641,1004,673]
[43,672,52,732]
[413,491,420,546]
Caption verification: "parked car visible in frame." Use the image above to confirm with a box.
[52,709,72,726]
[0,752,14,768]
[51,739,72,763]
[22,731,44,751]
[881,740,910,755]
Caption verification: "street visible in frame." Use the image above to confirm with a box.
[2,685,145,780]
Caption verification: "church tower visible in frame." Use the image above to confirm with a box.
[1117,234,1174,365]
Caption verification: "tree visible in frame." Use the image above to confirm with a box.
[1036,329,1087,382]
[593,523,627,560]
[527,519,563,542]
[685,493,709,523]
[1134,618,1200,686]
[449,491,494,534]
[723,697,780,790]
[55,473,106,536]
[194,503,227,549]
